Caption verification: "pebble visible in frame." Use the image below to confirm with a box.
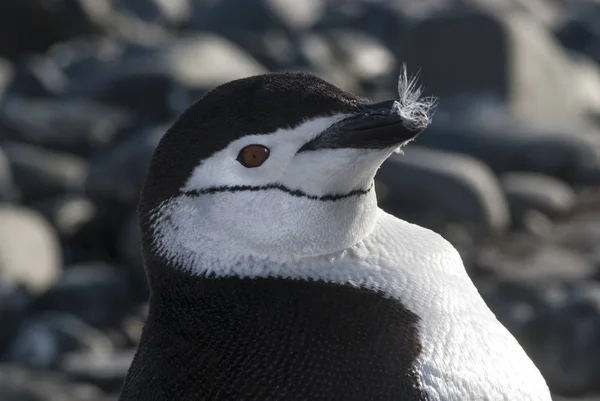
[0,206,61,293]
[4,142,88,201]
[30,195,97,239]
[376,146,510,235]
[33,263,134,328]
[500,172,576,226]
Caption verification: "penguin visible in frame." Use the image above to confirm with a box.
[118,70,552,401]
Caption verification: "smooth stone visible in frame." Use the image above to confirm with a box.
[4,143,88,201]
[0,97,133,156]
[402,9,582,123]
[416,116,600,186]
[476,243,597,284]
[376,146,510,235]
[0,363,113,401]
[500,172,576,224]
[34,263,134,328]
[324,29,396,81]
[0,1,109,58]
[4,312,114,369]
[0,58,14,100]
[7,55,68,97]
[521,283,600,396]
[85,124,166,206]
[119,34,267,89]
[114,0,192,26]
[0,146,16,202]
[0,206,61,293]
[30,195,97,238]
[552,212,600,254]
[0,284,31,357]
[117,212,147,294]
[60,350,135,393]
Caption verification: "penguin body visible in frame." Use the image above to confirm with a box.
[119,72,551,400]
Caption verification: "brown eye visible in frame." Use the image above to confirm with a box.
[237,145,270,168]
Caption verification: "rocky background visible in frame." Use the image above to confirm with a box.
[0,0,599,399]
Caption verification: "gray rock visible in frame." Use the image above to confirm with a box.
[114,0,192,26]
[476,243,597,284]
[60,350,135,393]
[8,55,68,97]
[0,147,15,202]
[402,9,582,123]
[118,34,267,90]
[0,0,111,59]
[4,143,88,201]
[86,124,166,206]
[31,195,97,238]
[191,0,322,32]
[376,146,510,235]
[0,284,31,356]
[117,212,146,289]
[34,263,134,328]
[4,312,114,370]
[416,116,600,186]
[0,97,133,156]
[324,29,396,82]
[521,283,600,395]
[500,173,576,226]
[297,34,359,92]
[0,365,113,401]
[553,212,600,254]
[0,58,13,101]
[264,0,325,31]
[0,206,61,294]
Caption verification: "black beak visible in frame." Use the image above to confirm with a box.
[299,100,428,152]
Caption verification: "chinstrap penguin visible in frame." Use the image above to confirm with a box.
[119,70,551,401]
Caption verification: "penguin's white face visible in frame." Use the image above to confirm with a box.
[183,115,392,197]
[144,71,434,270]
[154,114,402,264]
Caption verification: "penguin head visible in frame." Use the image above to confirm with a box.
[140,72,433,269]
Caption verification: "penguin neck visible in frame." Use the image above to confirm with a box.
[143,188,380,281]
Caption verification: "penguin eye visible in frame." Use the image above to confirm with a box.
[237,145,270,168]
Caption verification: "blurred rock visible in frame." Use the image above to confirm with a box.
[553,212,600,254]
[417,116,600,186]
[0,1,112,59]
[119,34,267,90]
[34,263,134,328]
[376,147,510,235]
[0,147,15,202]
[570,54,600,119]
[0,284,31,356]
[0,365,113,401]
[118,212,146,287]
[476,243,597,284]
[4,143,88,201]
[0,98,133,156]
[324,29,395,82]
[86,124,165,206]
[4,312,113,370]
[61,350,134,393]
[31,195,97,238]
[521,283,600,396]
[500,173,576,226]
[402,9,581,123]
[0,206,61,293]
[192,0,324,33]
[0,58,13,100]
[115,0,192,26]
[7,56,68,97]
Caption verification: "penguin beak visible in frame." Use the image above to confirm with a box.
[299,100,427,152]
